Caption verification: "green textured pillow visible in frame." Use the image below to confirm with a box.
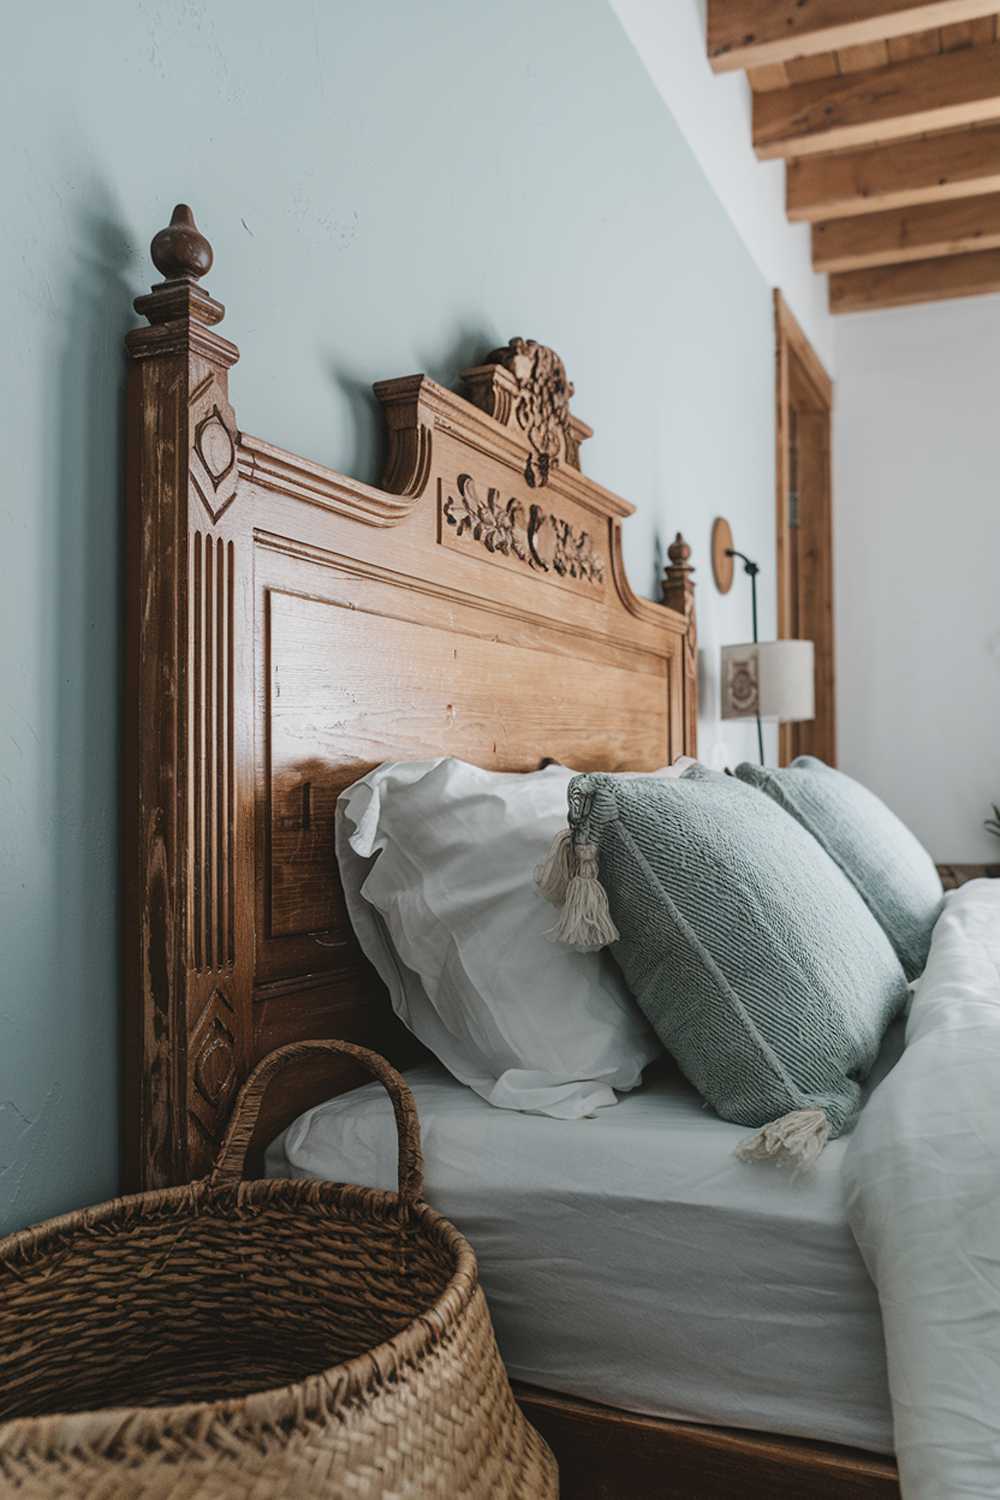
[540,769,908,1166]
[735,757,943,981]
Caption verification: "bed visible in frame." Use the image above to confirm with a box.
[121,201,902,1498]
[266,1038,905,1453]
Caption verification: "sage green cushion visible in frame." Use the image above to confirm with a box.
[735,757,943,981]
[565,769,908,1136]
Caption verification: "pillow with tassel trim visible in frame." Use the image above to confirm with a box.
[538,769,908,1167]
[734,756,943,981]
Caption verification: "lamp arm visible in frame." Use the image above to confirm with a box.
[725,547,758,576]
[725,547,764,765]
[725,548,760,645]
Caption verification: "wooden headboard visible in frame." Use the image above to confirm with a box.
[122,204,698,1192]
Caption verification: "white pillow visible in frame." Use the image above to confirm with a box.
[335,757,662,1119]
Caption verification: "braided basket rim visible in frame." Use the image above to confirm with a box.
[0,1174,481,1464]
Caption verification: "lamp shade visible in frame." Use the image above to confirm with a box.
[720,640,815,723]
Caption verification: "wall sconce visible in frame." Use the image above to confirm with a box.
[720,547,815,765]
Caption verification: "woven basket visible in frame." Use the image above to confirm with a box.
[0,1039,558,1498]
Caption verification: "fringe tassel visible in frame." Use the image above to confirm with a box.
[535,827,576,906]
[735,1108,830,1171]
[549,844,619,952]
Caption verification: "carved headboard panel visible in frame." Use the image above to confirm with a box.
[122,205,697,1191]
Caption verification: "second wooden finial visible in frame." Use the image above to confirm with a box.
[662,532,696,619]
[667,532,692,570]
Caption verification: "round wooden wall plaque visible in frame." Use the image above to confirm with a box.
[711,517,734,594]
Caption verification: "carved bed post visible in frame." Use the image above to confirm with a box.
[123,206,254,1190]
[662,533,698,756]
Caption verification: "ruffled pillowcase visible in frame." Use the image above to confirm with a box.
[335,758,666,1120]
[542,768,908,1163]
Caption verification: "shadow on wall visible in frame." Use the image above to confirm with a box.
[1,177,131,1232]
[0,189,512,1232]
[327,318,500,487]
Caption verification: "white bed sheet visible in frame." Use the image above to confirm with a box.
[268,1030,904,1454]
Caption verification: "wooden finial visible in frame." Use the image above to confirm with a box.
[131,202,229,337]
[666,532,691,569]
[662,531,698,752]
[662,531,696,619]
[150,204,214,283]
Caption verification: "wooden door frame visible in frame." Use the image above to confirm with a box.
[774,290,835,767]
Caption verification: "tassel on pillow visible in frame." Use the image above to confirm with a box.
[536,775,619,951]
[536,830,619,952]
[535,827,575,906]
[735,1108,830,1170]
[552,844,619,951]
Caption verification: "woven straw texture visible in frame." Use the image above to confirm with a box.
[0,1040,557,1498]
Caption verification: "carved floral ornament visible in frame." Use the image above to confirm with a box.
[486,338,574,489]
[443,473,605,586]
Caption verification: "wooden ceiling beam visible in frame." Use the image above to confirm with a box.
[814,189,1000,270]
[836,40,892,73]
[753,41,1000,158]
[887,28,944,61]
[708,1,998,74]
[940,16,999,46]
[787,125,1000,221]
[829,245,1000,310]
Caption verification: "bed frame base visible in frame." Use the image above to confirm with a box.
[515,1387,900,1499]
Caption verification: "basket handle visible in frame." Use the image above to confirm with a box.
[208,1039,424,1203]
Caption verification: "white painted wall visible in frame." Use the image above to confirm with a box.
[610,0,835,375]
[834,297,1000,862]
[611,1,999,860]
[606,0,833,772]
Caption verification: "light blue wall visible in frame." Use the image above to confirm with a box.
[0,0,774,1233]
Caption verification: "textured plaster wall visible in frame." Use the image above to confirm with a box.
[0,0,777,1232]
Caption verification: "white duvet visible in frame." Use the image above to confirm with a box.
[845,879,1000,1498]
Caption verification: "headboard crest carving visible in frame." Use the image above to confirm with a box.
[461,337,591,488]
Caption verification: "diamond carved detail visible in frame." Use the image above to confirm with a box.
[189,988,238,1143]
[189,374,238,523]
